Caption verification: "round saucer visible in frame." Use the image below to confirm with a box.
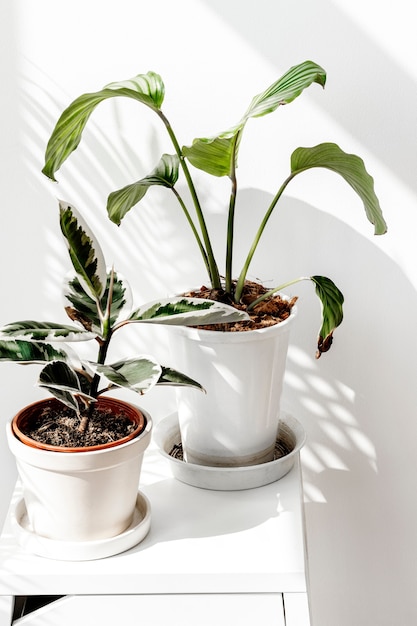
[11,492,151,561]
[154,412,305,491]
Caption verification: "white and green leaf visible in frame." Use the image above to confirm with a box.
[107,154,179,225]
[38,361,95,415]
[0,339,71,364]
[96,356,162,395]
[290,143,387,235]
[128,297,249,326]
[59,201,107,300]
[157,366,204,391]
[42,71,165,181]
[0,321,94,342]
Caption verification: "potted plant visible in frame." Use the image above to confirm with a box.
[0,201,247,555]
[41,60,387,469]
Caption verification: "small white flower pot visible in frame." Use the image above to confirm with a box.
[6,397,152,545]
[168,303,297,467]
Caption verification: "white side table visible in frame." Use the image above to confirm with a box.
[0,439,310,626]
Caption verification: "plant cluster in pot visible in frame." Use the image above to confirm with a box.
[42,60,387,471]
[0,202,246,557]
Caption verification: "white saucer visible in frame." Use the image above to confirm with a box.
[11,492,151,561]
[154,412,306,491]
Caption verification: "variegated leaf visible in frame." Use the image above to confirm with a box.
[0,339,70,364]
[0,321,94,342]
[157,366,204,392]
[59,201,107,301]
[128,297,249,326]
[38,361,95,414]
[96,356,162,394]
[310,275,344,358]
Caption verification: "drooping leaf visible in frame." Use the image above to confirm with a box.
[157,366,204,392]
[96,356,162,395]
[183,60,326,178]
[38,361,95,415]
[107,154,179,225]
[59,201,107,300]
[128,297,250,326]
[290,143,387,235]
[0,339,70,364]
[310,276,344,358]
[0,321,94,342]
[42,72,165,181]
[64,271,131,334]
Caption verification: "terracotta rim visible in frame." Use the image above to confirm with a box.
[11,396,146,453]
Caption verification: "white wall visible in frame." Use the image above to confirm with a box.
[1,1,416,624]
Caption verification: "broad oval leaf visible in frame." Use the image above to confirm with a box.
[183,134,238,178]
[0,321,94,342]
[290,143,387,236]
[42,72,164,181]
[128,297,250,326]
[0,339,70,364]
[96,356,162,395]
[107,154,179,225]
[310,275,344,358]
[59,201,107,301]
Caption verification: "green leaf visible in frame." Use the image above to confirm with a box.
[38,361,95,414]
[96,356,162,395]
[157,366,204,392]
[42,71,165,181]
[65,271,131,334]
[290,143,387,235]
[107,154,179,225]
[0,321,94,342]
[243,60,326,119]
[59,201,107,300]
[0,339,70,364]
[128,297,250,326]
[310,276,344,358]
[183,61,326,178]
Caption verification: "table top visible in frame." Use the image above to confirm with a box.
[0,438,308,597]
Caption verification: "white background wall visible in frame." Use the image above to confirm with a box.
[1,1,416,624]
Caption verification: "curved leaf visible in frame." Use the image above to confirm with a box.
[0,339,70,364]
[96,356,162,395]
[0,321,94,342]
[291,143,387,235]
[59,201,107,300]
[183,61,326,179]
[38,361,94,414]
[42,72,165,181]
[310,275,344,358]
[107,154,179,225]
[157,366,204,392]
[128,297,250,326]
[243,60,326,119]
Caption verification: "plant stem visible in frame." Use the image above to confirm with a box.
[225,137,239,296]
[171,187,211,277]
[158,111,222,289]
[234,172,296,301]
[247,276,309,310]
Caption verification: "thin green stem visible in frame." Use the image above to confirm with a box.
[158,111,221,289]
[234,172,296,301]
[247,276,309,310]
[225,137,239,296]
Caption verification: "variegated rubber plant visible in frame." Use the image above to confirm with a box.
[0,202,247,432]
[42,61,387,357]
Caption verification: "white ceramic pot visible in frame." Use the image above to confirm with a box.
[169,302,297,467]
[6,397,152,543]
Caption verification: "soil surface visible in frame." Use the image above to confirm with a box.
[184,281,297,331]
[22,403,137,448]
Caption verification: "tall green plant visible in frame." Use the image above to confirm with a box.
[42,61,387,356]
[0,202,247,432]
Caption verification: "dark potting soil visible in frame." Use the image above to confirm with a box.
[23,403,137,448]
[183,281,297,332]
